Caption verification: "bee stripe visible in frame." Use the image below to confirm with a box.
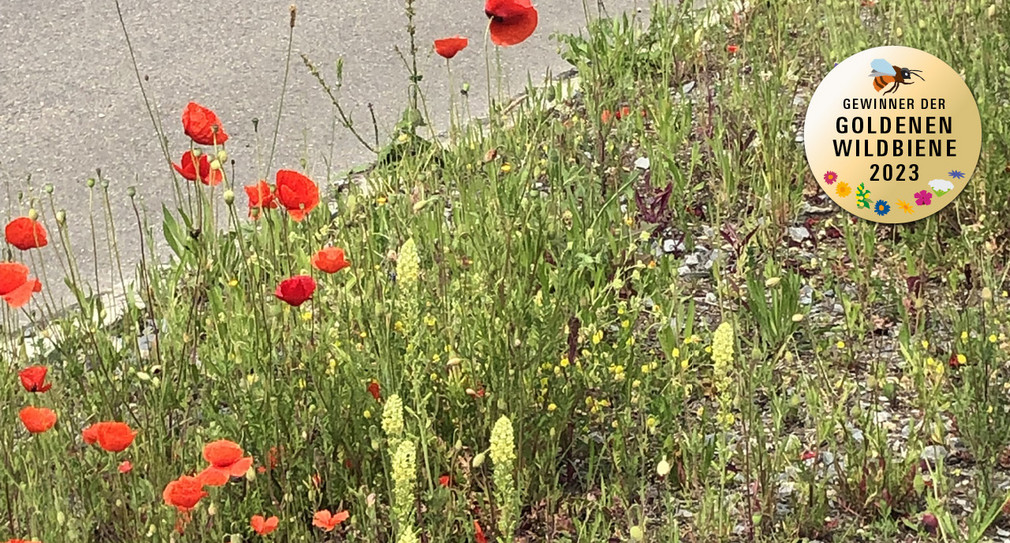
[873,76,893,92]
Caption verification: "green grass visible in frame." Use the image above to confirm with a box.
[3,0,1010,541]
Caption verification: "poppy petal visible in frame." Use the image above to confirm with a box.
[196,466,230,487]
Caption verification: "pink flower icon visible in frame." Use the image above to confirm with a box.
[914,190,932,206]
[823,171,838,185]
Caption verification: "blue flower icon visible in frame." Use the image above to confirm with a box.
[948,170,965,179]
[874,199,891,216]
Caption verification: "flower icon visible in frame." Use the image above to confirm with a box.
[914,190,932,206]
[874,200,890,216]
[823,171,838,185]
[835,181,851,198]
[928,179,954,196]
[948,170,965,179]
[896,200,914,214]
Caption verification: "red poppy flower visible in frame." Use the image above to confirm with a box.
[485,0,538,46]
[82,423,103,445]
[96,421,137,452]
[438,473,451,487]
[245,180,277,218]
[182,102,229,146]
[312,247,350,274]
[173,151,223,186]
[19,406,56,434]
[435,36,469,59]
[5,217,47,250]
[312,509,349,532]
[367,380,381,401]
[197,439,254,486]
[6,539,42,543]
[0,262,42,309]
[474,520,487,543]
[251,515,279,535]
[275,170,319,222]
[727,44,740,53]
[119,460,133,474]
[275,275,316,307]
[19,365,52,393]
[163,475,208,511]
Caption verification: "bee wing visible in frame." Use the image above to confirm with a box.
[870,59,897,76]
[869,70,893,77]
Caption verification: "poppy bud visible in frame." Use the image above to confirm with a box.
[44,183,54,194]
[127,186,136,198]
[217,150,228,163]
[630,526,644,541]
[56,210,66,224]
[230,535,242,543]
[224,189,235,205]
[208,502,218,516]
[461,82,470,95]
[210,159,222,171]
[87,178,96,188]
[472,451,485,468]
[27,208,38,221]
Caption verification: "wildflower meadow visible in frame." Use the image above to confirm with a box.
[3,0,1010,542]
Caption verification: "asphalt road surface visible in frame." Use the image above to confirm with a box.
[0,0,648,307]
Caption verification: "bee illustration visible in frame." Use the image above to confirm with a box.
[870,58,924,95]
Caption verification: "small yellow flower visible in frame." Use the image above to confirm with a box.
[364,409,372,419]
[921,340,929,349]
[961,331,969,341]
[377,196,388,206]
[301,311,312,321]
[990,334,998,343]
[957,354,967,365]
[227,279,238,287]
[500,163,512,173]
[835,181,852,198]
[836,340,845,349]
[547,403,557,412]
[592,330,604,345]
[560,356,569,368]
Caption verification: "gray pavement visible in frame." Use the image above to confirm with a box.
[0,0,647,307]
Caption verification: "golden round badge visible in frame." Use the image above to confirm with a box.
[803,46,981,224]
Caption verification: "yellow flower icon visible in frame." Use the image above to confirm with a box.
[835,181,851,198]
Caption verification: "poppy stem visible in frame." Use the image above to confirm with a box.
[484,20,494,124]
[267,11,296,177]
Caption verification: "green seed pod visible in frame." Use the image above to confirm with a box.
[28,209,38,220]
[43,183,54,194]
[223,189,235,205]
